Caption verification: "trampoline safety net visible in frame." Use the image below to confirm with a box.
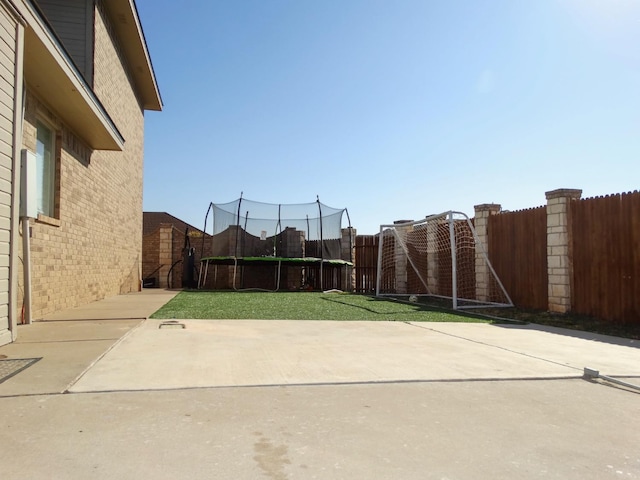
[199,197,353,291]
[208,197,349,260]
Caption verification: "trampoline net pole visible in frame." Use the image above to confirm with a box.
[318,197,324,290]
[234,194,243,258]
[241,211,249,288]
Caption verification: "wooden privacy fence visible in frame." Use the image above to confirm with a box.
[354,235,379,293]
[571,192,640,323]
[488,207,547,310]
[353,189,639,324]
[486,191,640,322]
[354,215,546,303]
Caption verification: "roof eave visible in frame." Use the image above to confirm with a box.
[102,0,162,111]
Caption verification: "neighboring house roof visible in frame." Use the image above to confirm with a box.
[143,212,209,237]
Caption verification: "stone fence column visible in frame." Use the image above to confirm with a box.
[158,223,173,288]
[546,188,582,313]
[394,220,413,294]
[425,217,440,294]
[473,204,501,301]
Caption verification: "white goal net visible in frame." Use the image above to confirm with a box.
[376,211,513,309]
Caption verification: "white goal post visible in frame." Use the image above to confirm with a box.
[375,211,513,309]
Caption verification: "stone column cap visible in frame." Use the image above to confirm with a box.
[474,203,501,212]
[545,188,582,200]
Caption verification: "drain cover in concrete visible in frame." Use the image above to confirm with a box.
[0,358,41,384]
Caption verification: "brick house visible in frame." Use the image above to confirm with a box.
[0,0,161,346]
[142,212,212,290]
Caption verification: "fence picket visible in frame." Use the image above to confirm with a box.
[571,191,640,323]
[488,207,547,310]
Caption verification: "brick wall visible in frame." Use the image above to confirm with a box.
[142,228,161,286]
[143,225,213,289]
[19,4,146,319]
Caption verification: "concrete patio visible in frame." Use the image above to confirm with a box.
[0,289,638,479]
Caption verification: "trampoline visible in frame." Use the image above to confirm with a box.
[198,196,353,291]
[198,256,354,291]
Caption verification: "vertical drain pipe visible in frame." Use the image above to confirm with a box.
[20,148,37,325]
[12,19,27,332]
[21,216,32,325]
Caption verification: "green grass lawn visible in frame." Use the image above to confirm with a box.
[150,291,492,322]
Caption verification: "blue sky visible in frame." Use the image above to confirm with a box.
[137,0,640,235]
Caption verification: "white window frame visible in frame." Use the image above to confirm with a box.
[35,119,57,218]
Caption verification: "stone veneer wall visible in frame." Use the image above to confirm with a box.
[393,221,413,295]
[545,189,582,313]
[473,204,501,302]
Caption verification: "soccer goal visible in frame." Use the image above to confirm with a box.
[375,211,513,309]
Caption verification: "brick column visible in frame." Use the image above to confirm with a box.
[158,223,173,288]
[545,188,582,313]
[394,220,413,294]
[474,204,501,301]
[425,216,441,293]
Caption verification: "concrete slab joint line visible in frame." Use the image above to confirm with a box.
[405,322,585,374]
[62,319,149,393]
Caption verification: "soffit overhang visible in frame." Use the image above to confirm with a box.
[103,0,162,111]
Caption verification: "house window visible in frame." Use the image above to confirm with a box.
[36,120,56,218]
